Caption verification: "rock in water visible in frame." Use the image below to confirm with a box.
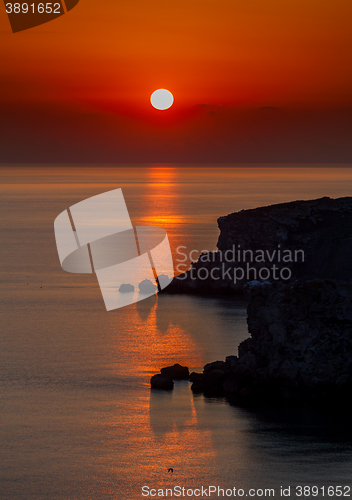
[150,374,174,390]
[139,279,157,294]
[165,197,352,295]
[160,363,189,380]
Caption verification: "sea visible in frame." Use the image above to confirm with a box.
[1,165,352,500]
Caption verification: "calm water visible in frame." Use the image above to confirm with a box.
[1,165,352,500]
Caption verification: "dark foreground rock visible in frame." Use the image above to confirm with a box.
[191,280,352,404]
[160,363,189,380]
[151,364,189,390]
[151,374,174,390]
[165,196,352,295]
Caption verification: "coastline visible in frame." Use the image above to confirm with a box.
[161,196,352,408]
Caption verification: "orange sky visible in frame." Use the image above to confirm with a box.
[1,0,351,162]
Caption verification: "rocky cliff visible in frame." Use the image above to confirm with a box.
[166,196,352,294]
[191,280,352,404]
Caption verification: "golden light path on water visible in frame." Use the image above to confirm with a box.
[91,294,253,496]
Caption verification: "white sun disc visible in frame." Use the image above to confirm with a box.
[150,89,174,110]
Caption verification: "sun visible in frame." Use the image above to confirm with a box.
[150,89,174,110]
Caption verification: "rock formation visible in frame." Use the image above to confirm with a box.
[191,280,352,403]
[166,196,352,294]
[139,279,157,294]
[160,363,190,380]
[150,364,189,390]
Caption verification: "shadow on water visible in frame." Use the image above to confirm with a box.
[238,400,352,445]
[155,297,172,334]
[200,393,352,461]
[149,381,193,441]
[135,293,157,321]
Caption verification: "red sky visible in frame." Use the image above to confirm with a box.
[1,0,351,163]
